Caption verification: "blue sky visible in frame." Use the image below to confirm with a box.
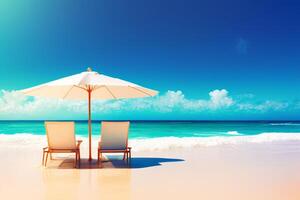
[0,0,300,120]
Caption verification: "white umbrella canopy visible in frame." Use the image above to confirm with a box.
[22,68,157,100]
[20,67,158,160]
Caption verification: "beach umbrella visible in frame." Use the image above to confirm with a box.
[20,67,158,160]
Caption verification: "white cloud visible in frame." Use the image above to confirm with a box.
[237,101,289,112]
[0,90,75,117]
[208,89,234,109]
[120,89,234,112]
[0,89,234,117]
[0,89,294,119]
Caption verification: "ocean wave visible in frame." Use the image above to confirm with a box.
[2,132,300,151]
[130,133,300,151]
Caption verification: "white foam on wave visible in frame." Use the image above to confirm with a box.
[130,133,300,151]
[2,132,300,151]
[227,131,240,135]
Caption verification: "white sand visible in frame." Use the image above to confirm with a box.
[0,137,300,200]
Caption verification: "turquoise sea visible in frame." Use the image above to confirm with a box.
[1,121,300,139]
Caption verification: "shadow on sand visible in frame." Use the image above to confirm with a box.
[45,156,184,169]
[108,157,184,169]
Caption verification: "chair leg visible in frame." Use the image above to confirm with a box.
[50,153,53,160]
[45,152,49,166]
[78,150,80,167]
[98,151,103,168]
[123,153,126,160]
[42,150,45,166]
[98,152,103,164]
[129,150,131,164]
[125,152,129,164]
[75,152,77,168]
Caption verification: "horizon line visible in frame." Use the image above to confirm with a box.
[1,119,300,122]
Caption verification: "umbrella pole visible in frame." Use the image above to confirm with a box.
[88,89,92,161]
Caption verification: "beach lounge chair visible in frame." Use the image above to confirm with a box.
[98,121,131,164]
[42,122,82,168]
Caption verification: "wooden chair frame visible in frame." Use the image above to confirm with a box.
[43,122,82,168]
[42,140,82,168]
[97,121,132,164]
[98,146,132,164]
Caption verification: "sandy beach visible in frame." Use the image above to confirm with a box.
[1,0,300,199]
[0,136,300,200]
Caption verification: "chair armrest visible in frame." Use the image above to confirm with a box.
[76,140,83,148]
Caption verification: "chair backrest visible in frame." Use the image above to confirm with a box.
[100,121,130,150]
[45,121,76,149]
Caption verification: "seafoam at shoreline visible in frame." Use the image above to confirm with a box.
[2,133,300,151]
